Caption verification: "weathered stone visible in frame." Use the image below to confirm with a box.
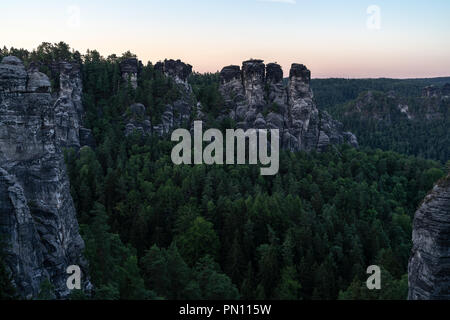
[27,63,51,93]
[408,174,450,300]
[151,59,195,136]
[52,61,86,149]
[155,59,192,88]
[218,60,358,152]
[254,113,266,129]
[129,103,146,117]
[242,59,265,108]
[123,103,152,136]
[266,63,288,112]
[219,65,246,120]
[0,56,27,92]
[266,63,283,84]
[220,65,241,84]
[120,58,139,89]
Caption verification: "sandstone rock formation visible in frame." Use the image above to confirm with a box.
[51,61,94,148]
[153,59,194,135]
[0,56,90,298]
[408,174,450,300]
[123,103,152,136]
[120,58,140,89]
[219,60,358,151]
[155,59,192,90]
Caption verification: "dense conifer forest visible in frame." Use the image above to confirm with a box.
[0,43,447,300]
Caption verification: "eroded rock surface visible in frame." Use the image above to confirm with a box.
[0,56,90,298]
[123,103,152,136]
[219,60,358,151]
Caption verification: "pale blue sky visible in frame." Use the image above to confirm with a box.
[1,0,449,77]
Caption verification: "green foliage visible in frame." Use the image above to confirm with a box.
[80,202,152,299]
[67,118,444,300]
[36,279,55,300]
[311,77,450,111]
[311,79,450,162]
[338,271,408,300]
[189,72,224,117]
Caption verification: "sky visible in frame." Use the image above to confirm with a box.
[1,0,450,78]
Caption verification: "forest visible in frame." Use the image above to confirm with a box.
[0,43,448,300]
[311,78,450,162]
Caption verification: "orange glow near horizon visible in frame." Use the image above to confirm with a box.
[1,1,449,79]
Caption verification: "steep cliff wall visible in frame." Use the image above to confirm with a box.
[0,56,89,298]
[408,174,450,300]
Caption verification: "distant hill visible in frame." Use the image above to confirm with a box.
[311,77,450,113]
[313,81,450,162]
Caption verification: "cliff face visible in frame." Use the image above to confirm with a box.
[219,60,358,151]
[408,174,450,300]
[120,58,140,89]
[153,59,194,135]
[52,61,95,148]
[0,56,89,298]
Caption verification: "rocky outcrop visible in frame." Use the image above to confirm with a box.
[0,56,27,92]
[219,65,246,121]
[123,103,152,136]
[219,60,358,151]
[51,61,94,148]
[120,58,139,89]
[266,63,288,113]
[408,174,450,300]
[0,56,90,298]
[242,59,265,108]
[27,63,51,93]
[153,59,194,136]
[155,59,192,90]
